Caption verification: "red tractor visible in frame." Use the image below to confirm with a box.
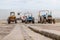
[21,12,35,24]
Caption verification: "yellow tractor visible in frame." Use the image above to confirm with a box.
[7,12,17,24]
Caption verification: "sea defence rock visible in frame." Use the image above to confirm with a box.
[28,26,60,40]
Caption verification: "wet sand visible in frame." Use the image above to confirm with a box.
[0,20,60,40]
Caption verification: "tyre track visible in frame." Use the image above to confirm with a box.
[21,25,33,40]
[21,25,52,40]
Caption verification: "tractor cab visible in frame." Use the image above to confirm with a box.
[10,12,15,16]
[9,12,16,20]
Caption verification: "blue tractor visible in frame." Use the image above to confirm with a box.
[24,13,35,24]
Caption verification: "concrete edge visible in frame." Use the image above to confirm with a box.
[28,27,60,40]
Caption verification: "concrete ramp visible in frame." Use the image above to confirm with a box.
[2,25,24,40]
[28,26,60,40]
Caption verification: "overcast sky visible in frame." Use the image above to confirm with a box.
[0,0,59,10]
[0,0,60,19]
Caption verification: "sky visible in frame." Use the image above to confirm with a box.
[0,0,59,10]
[0,0,60,19]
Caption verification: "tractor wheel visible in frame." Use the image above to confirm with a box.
[15,19,17,23]
[22,20,24,23]
[38,21,40,23]
[32,18,35,24]
[25,20,27,24]
[32,20,35,24]
[48,19,52,24]
[32,21,34,24]
[29,20,31,23]
[53,19,55,24]
[8,20,10,24]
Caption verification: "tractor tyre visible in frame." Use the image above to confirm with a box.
[15,19,17,23]
[25,20,27,24]
[22,20,24,23]
[32,20,34,24]
[38,21,40,23]
[8,20,10,24]
[53,19,55,24]
[32,18,35,24]
[48,19,52,24]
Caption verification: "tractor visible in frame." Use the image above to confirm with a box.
[16,12,21,20]
[46,14,55,24]
[21,16,27,23]
[21,12,35,24]
[7,12,17,24]
[38,10,55,24]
